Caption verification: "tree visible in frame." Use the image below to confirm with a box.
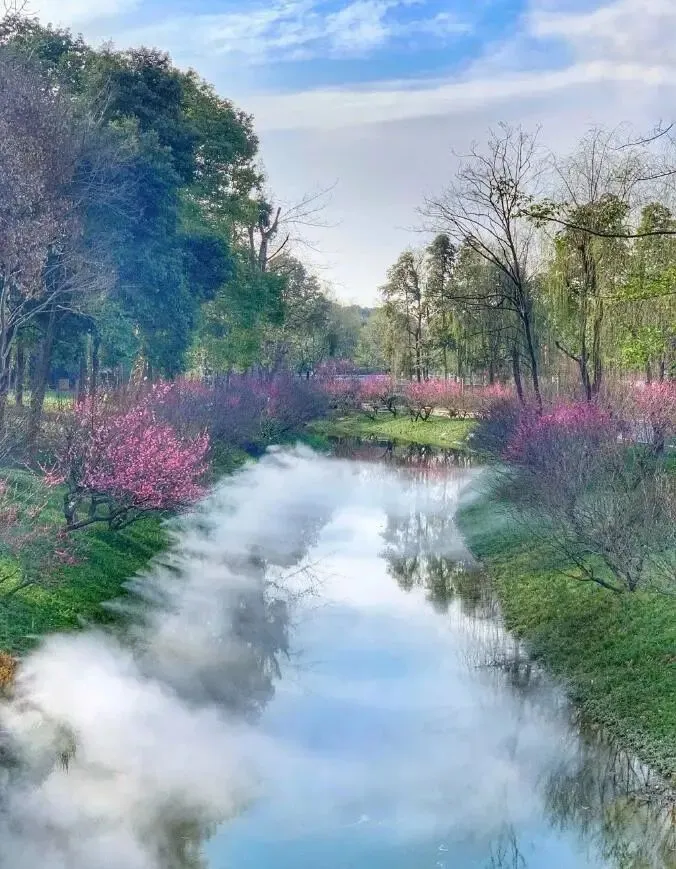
[381,249,428,382]
[539,128,645,399]
[423,124,543,406]
[617,202,676,381]
[504,400,676,593]
[48,390,209,531]
[425,234,457,379]
[0,49,115,429]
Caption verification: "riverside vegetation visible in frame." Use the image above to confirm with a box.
[0,6,674,798]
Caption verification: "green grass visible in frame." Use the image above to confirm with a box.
[0,448,252,656]
[0,514,168,654]
[310,413,476,449]
[457,485,676,780]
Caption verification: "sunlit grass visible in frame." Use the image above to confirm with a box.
[310,413,476,449]
[457,488,676,780]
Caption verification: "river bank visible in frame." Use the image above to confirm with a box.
[310,413,475,449]
[0,446,249,663]
[457,483,676,782]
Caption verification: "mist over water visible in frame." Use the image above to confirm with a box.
[0,447,360,869]
[0,446,671,869]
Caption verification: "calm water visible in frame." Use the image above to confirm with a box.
[207,446,675,869]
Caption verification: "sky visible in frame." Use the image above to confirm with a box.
[31,0,676,305]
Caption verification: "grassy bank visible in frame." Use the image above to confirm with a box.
[0,446,249,657]
[457,483,676,780]
[310,413,475,449]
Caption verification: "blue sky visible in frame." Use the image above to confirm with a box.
[32,0,676,303]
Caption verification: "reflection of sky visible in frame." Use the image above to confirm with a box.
[208,467,609,869]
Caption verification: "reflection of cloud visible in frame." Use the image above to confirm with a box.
[209,471,575,849]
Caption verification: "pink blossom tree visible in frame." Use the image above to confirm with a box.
[358,375,401,418]
[48,395,209,531]
[503,399,675,593]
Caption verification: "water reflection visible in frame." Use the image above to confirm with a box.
[199,449,675,869]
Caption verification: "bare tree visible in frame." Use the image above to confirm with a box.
[244,185,335,273]
[422,124,544,407]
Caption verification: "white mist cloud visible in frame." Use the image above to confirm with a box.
[0,447,357,869]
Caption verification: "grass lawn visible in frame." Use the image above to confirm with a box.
[310,413,476,449]
[0,446,250,657]
[457,484,676,780]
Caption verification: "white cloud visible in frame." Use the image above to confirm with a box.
[530,0,676,64]
[31,0,139,26]
[116,0,468,64]
[24,0,676,303]
[245,61,676,131]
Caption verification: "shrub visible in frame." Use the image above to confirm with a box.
[502,400,675,593]
[48,395,209,531]
[260,375,329,442]
[404,379,449,421]
[471,395,526,456]
[358,375,402,418]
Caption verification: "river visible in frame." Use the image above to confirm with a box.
[1,445,673,869]
[206,442,675,869]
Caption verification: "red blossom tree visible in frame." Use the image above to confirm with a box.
[48,395,209,531]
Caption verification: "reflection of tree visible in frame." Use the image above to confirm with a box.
[330,436,475,472]
[382,468,470,615]
[486,825,527,869]
[381,461,494,618]
[544,726,676,869]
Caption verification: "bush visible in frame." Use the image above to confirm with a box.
[502,400,675,593]
[471,395,527,456]
[48,394,209,531]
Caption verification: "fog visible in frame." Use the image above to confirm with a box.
[0,447,359,869]
[0,447,627,869]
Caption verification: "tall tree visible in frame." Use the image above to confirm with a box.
[425,234,457,379]
[423,124,543,406]
[381,250,428,382]
[0,49,115,428]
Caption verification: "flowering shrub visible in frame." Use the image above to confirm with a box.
[502,399,675,593]
[471,395,527,456]
[505,401,618,472]
[358,375,401,418]
[48,395,209,531]
[318,376,363,413]
[260,375,329,441]
[627,382,676,453]
[405,380,448,421]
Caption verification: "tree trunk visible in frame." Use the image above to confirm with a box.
[521,312,542,409]
[511,344,525,405]
[27,308,57,451]
[645,361,653,385]
[77,342,88,403]
[90,332,100,398]
[591,297,603,396]
[14,339,25,408]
